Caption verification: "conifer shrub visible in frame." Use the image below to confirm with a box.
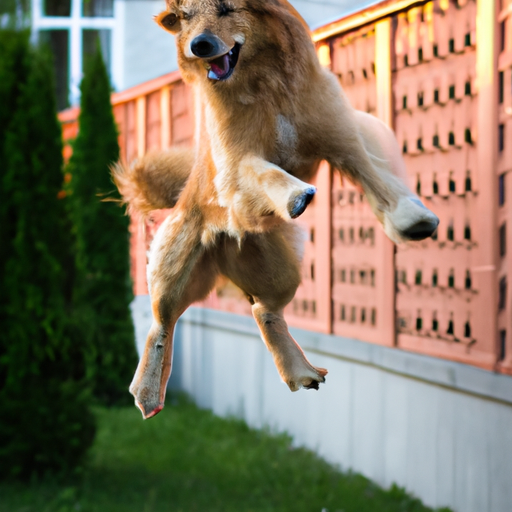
[0,36,95,479]
[66,46,137,406]
[0,29,30,325]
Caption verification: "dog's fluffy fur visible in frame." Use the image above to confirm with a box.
[113,0,439,418]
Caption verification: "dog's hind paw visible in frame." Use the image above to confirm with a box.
[303,378,322,390]
[288,187,316,219]
[287,365,328,392]
[130,381,165,419]
[135,399,164,419]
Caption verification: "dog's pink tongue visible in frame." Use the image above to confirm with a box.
[210,54,230,79]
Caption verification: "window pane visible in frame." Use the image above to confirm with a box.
[82,29,111,75]
[82,0,113,17]
[39,29,69,111]
[43,0,71,16]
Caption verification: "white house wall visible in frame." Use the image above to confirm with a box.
[121,0,177,89]
[292,0,379,29]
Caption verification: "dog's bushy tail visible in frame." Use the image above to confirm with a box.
[112,148,194,216]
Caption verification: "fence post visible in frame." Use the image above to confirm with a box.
[375,17,396,346]
[475,0,498,359]
[133,95,148,295]
[316,161,333,333]
[136,95,146,158]
[161,85,171,150]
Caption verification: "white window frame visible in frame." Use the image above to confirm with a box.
[32,0,120,106]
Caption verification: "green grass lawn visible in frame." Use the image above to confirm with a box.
[0,395,451,512]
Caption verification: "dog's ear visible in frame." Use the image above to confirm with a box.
[155,10,181,34]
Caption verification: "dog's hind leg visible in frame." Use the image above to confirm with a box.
[218,223,327,391]
[130,211,218,418]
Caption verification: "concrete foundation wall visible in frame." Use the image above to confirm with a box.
[131,296,512,512]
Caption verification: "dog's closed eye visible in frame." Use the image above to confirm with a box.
[160,13,178,29]
[218,2,235,17]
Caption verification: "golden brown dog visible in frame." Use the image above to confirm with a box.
[114,0,439,418]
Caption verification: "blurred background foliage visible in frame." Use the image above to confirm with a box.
[0,29,95,479]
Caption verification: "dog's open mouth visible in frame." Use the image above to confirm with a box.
[206,43,241,81]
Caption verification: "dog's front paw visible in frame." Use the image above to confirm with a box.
[288,187,316,219]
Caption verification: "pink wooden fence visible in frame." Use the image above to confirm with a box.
[59,0,511,375]
[330,23,395,346]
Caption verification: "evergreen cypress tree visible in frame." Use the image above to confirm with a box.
[67,46,137,406]
[0,30,29,330]
[0,39,95,479]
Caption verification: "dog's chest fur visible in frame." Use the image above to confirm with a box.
[273,114,300,169]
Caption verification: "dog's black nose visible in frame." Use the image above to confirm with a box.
[191,33,221,58]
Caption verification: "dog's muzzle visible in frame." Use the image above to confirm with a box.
[191,32,227,58]
[190,33,241,81]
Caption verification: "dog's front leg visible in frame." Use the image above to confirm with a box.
[240,156,317,220]
[215,155,316,230]
[353,111,439,243]
[326,115,438,243]
[130,212,218,418]
[314,77,438,243]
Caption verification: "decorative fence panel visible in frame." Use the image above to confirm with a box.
[145,90,161,152]
[329,24,395,346]
[497,0,512,374]
[284,162,332,333]
[392,0,497,368]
